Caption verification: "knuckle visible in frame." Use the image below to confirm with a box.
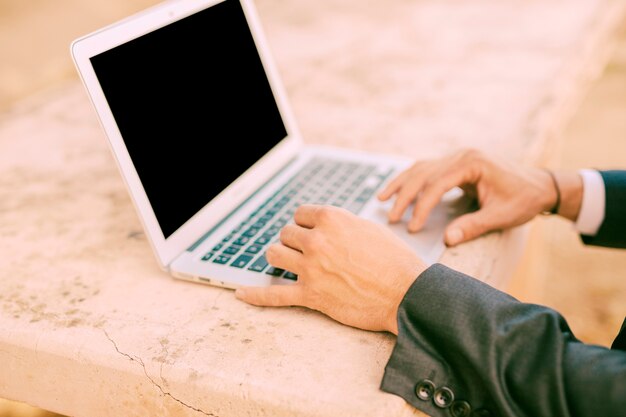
[316,206,335,223]
[460,148,484,165]
[299,232,312,251]
[461,148,479,159]
[279,224,294,241]
[395,189,415,206]
[302,230,320,253]
[421,179,439,196]
[422,176,447,196]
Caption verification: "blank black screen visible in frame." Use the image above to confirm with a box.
[90,0,287,239]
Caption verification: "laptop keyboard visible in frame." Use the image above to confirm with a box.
[199,157,392,280]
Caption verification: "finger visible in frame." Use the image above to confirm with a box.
[377,170,410,201]
[235,284,302,307]
[294,204,347,228]
[408,170,469,232]
[265,243,303,274]
[293,204,321,228]
[387,180,425,223]
[444,208,498,246]
[279,223,309,252]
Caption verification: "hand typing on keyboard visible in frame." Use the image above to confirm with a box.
[201,158,391,280]
[235,204,426,334]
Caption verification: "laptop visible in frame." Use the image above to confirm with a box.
[71,0,471,289]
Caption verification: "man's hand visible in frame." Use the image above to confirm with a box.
[235,205,426,335]
[378,149,560,246]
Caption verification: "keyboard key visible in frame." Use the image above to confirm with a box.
[231,254,253,268]
[245,244,263,254]
[243,227,260,238]
[260,213,274,222]
[201,252,214,261]
[266,267,284,276]
[273,219,287,228]
[213,255,231,265]
[234,236,250,246]
[248,255,268,272]
[212,243,223,252]
[255,235,271,245]
[360,187,376,199]
[224,245,242,255]
[283,271,298,281]
[265,226,280,236]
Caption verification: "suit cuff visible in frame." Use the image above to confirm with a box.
[575,169,605,236]
[380,265,450,416]
[380,264,504,415]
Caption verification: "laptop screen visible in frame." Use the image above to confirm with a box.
[90,0,287,239]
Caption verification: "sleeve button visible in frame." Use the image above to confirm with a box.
[450,400,472,417]
[414,379,436,401]
[433,386,454,408]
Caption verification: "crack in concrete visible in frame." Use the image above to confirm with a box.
[210,291,224,311]
[103,330,217,417]
[158,338,170,389]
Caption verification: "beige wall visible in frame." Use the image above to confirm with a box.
[0,0,161,113]
[510,21,626,346]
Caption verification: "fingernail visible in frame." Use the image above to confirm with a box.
[446,228,464,245]
[235,289,245,299]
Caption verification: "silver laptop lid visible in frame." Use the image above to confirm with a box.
[71,0,302,269]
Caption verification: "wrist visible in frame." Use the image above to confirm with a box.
[540,170,583,221]
[541,169,561,214]
[552,172,583,221]
[387,311,399,335]
[387,262,427,335]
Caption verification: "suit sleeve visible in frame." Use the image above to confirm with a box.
[581,170,626,248]
[380,263,626,417]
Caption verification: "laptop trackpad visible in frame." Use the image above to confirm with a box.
[360,188,475,265]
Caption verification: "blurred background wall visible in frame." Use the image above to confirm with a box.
[1,1,625,415]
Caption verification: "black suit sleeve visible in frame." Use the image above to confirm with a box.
[381,264,626,417]
[581,170,626,248]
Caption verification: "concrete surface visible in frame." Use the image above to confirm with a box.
[1,0,626,415]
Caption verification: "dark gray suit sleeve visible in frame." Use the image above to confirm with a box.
[381,263,626,417]
[581,170,626,248]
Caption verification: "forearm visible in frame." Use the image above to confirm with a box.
[381,264,626,417]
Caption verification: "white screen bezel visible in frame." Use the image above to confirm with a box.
[71,0,302,269]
